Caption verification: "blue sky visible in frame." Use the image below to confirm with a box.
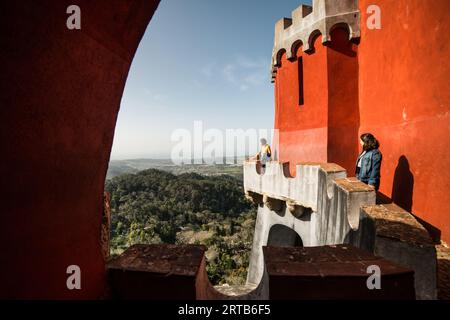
[111,0,311,160]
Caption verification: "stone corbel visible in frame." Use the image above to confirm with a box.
[263,195,284,213]
[245,191,263,206]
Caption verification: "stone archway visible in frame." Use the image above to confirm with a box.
[267,224,303,247]
[0,0,160,299]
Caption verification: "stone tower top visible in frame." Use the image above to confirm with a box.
[271,0,360,81]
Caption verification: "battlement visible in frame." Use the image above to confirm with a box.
[271,0,360,80]
[243,161,374,229]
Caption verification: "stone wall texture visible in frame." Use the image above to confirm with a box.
[0,0,160,299]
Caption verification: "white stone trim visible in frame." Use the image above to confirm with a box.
[270,0,360,81]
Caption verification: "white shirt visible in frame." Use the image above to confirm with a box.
[357,151,367,168]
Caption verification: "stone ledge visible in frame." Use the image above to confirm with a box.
[108,244,207,300]
[293,162,346,174]
[108,244,206,275]
[264,245,412,276]
[264,245,415,300]
[335,177,375,193]
[362,204,434,248]
[243,161,348,212]
[353,203,438,299]
[245,160,346,175]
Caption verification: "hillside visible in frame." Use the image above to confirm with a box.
[105,168,256,285]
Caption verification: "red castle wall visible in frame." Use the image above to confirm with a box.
[0,0,160,299]
[358,0,450,243]
[275,27,359,176]
[275,35,329,170]
[274,0,450,243]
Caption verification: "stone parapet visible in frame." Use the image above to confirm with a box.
[264,245,415,300]
[107,244,415,300]
[244,161,347,212]
[243,161,375,231]
[350,203,438,300]
[244,161,376,284]
[271,0,360,81]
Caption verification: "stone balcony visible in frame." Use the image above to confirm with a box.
[243,160,437,299]
[243,160,375,231]
[243,160,377,285]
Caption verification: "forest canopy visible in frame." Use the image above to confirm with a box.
[106,169,256,285]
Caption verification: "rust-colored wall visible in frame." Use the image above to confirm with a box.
[327,28,360,174]
[275,29,359,176]
[275,36,329,176]
[0,0,159,299]
[358,0,450,243]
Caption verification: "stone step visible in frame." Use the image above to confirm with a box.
[107,244,206,300]
[351,203,437,300]
[264,244,415,300]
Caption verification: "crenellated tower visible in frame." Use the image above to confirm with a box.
[270,0,361,175]
[271,0,360,77]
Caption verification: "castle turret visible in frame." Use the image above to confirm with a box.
[272,0,361,175]
[272,0,360,72]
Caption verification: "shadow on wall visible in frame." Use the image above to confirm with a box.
[392,155,414,212]
[377,155,441,243]
[326,27,360,174]
[327,25,358,58]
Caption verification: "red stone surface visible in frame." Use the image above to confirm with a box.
[275,35,329,173]
[109,244,415,300]
[357,0,450,244]
[108,245,207,300]
[264,245,415,300]
[0,0,160,299]
[274,28,359,176]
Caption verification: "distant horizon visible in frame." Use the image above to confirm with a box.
[109,155,248,162]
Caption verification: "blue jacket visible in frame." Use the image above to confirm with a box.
[356,149,382,189]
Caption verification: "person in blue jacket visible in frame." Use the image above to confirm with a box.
[356,133,382,191]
